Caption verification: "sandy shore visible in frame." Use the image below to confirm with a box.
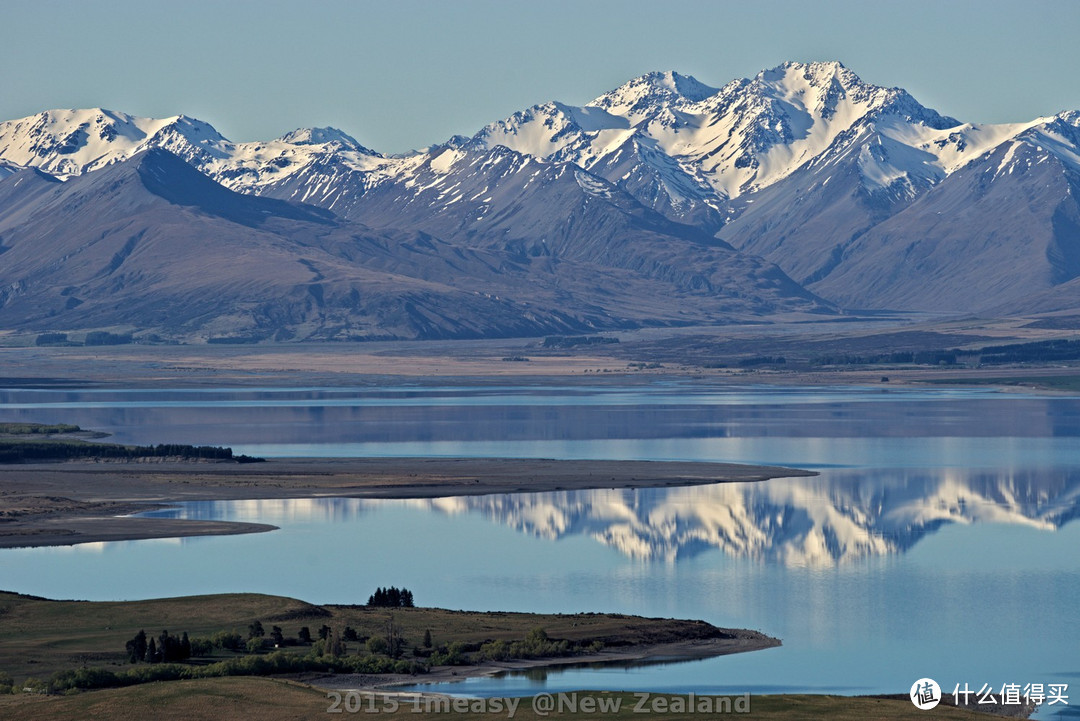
[0,457,814,549]
[309,633,781,693]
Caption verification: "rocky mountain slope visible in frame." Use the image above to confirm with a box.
[0,148,825,339]
[2,61,1079,338]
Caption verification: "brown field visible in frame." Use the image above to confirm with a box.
[1,314,1080,391]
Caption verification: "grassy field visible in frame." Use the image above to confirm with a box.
[0,591,729,683]
[0,591,1007,718]
[0,678,1005,720]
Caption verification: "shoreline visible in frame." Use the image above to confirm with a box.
[0,457,815,549]
[309,635,781,693]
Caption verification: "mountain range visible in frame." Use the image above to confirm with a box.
[2,61,1079,340]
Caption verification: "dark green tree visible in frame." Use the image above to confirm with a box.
[298,626,312,644]
[367,586,415,607]
[328,628,345,657]
[248,620,265,639]
[125,630,148,663]
[145,637,158,664]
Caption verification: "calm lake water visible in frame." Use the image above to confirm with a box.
[1,382,1078,716]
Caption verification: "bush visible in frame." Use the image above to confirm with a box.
[477,639,511,661]
[210,630,244,651]
[189,637,214,656]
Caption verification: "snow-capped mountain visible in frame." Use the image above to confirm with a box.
[3,60,1080,326]
[717,108,1080,309]
[0,108,230,178]
[0,145,826,339]
[0,148,652,339]
[470,62,962,218]
[0,108,396,199]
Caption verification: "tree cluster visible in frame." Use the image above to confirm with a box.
[367,587,414,607]
[125,630,191,664]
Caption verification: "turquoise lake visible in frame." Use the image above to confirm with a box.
[0,382,1077,716]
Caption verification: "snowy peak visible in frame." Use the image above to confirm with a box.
[750,60,953,127]
[277,126,371,151]
[1014,111,1080,171]
[680,61,960,197]
[473,100,630,162]
[150,114,228,144]
[588,70,718,118]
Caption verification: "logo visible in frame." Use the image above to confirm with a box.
[910,678,942,710]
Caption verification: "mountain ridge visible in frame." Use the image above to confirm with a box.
[0,147,827,339]
[3,60,1080,335]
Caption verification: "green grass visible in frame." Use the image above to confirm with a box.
[0,591,1004,718]
[0,591,723,683]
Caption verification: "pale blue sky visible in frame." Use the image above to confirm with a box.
[4,0,1079,153]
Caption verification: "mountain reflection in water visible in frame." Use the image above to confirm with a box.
[154,466,1080,567]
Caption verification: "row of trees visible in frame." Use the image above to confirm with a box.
[129,620,383,660]
[125,630,192,664]
[367,587,414,607]
[0,441,263,463]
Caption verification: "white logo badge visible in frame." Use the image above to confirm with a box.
[910,678,942,710]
